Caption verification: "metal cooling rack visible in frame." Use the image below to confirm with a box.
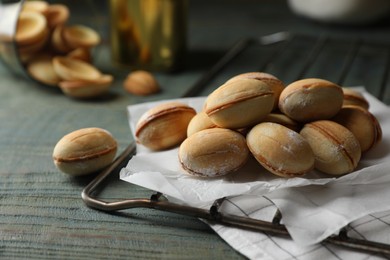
[81,32,390,257]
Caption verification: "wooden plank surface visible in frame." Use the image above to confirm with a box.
[1,0,390,259]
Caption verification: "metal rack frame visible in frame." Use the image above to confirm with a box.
[81,32,390,257]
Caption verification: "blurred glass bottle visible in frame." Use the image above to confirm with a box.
[110,0,187,72]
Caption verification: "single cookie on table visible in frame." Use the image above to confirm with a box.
[332,105,382,153]
[342,87,370,109]
[179,128,249,178]
[279,78,344,122]
[300,120,361,175]
[225,72,285,110]
[205,78,275,129]
[52,127,117,176]
[123,70,160,96]
[135,102,196,151]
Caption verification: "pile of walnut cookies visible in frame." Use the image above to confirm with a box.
[135,72,382,179]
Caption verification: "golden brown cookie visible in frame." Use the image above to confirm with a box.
[179,128,249,177]
[332,105,382,153]
[279,78,343,122]
[247,122,314,178]
[225,72,285,110]
[135,102,196,150]
[205,78,275,129]
[300,120,361,175]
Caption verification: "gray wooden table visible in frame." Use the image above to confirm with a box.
[1,0,390,259]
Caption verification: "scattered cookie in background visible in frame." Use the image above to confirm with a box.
[17,1,167,100]
[58,74,114,99]
[123,70,160,96]
[15,0,113,99]
[27,55,61,87]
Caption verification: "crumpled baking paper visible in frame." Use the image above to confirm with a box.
[120,87,390,252]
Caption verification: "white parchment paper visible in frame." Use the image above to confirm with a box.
[120,87,390,250]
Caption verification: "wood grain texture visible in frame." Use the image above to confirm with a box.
[0,170,242,259]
